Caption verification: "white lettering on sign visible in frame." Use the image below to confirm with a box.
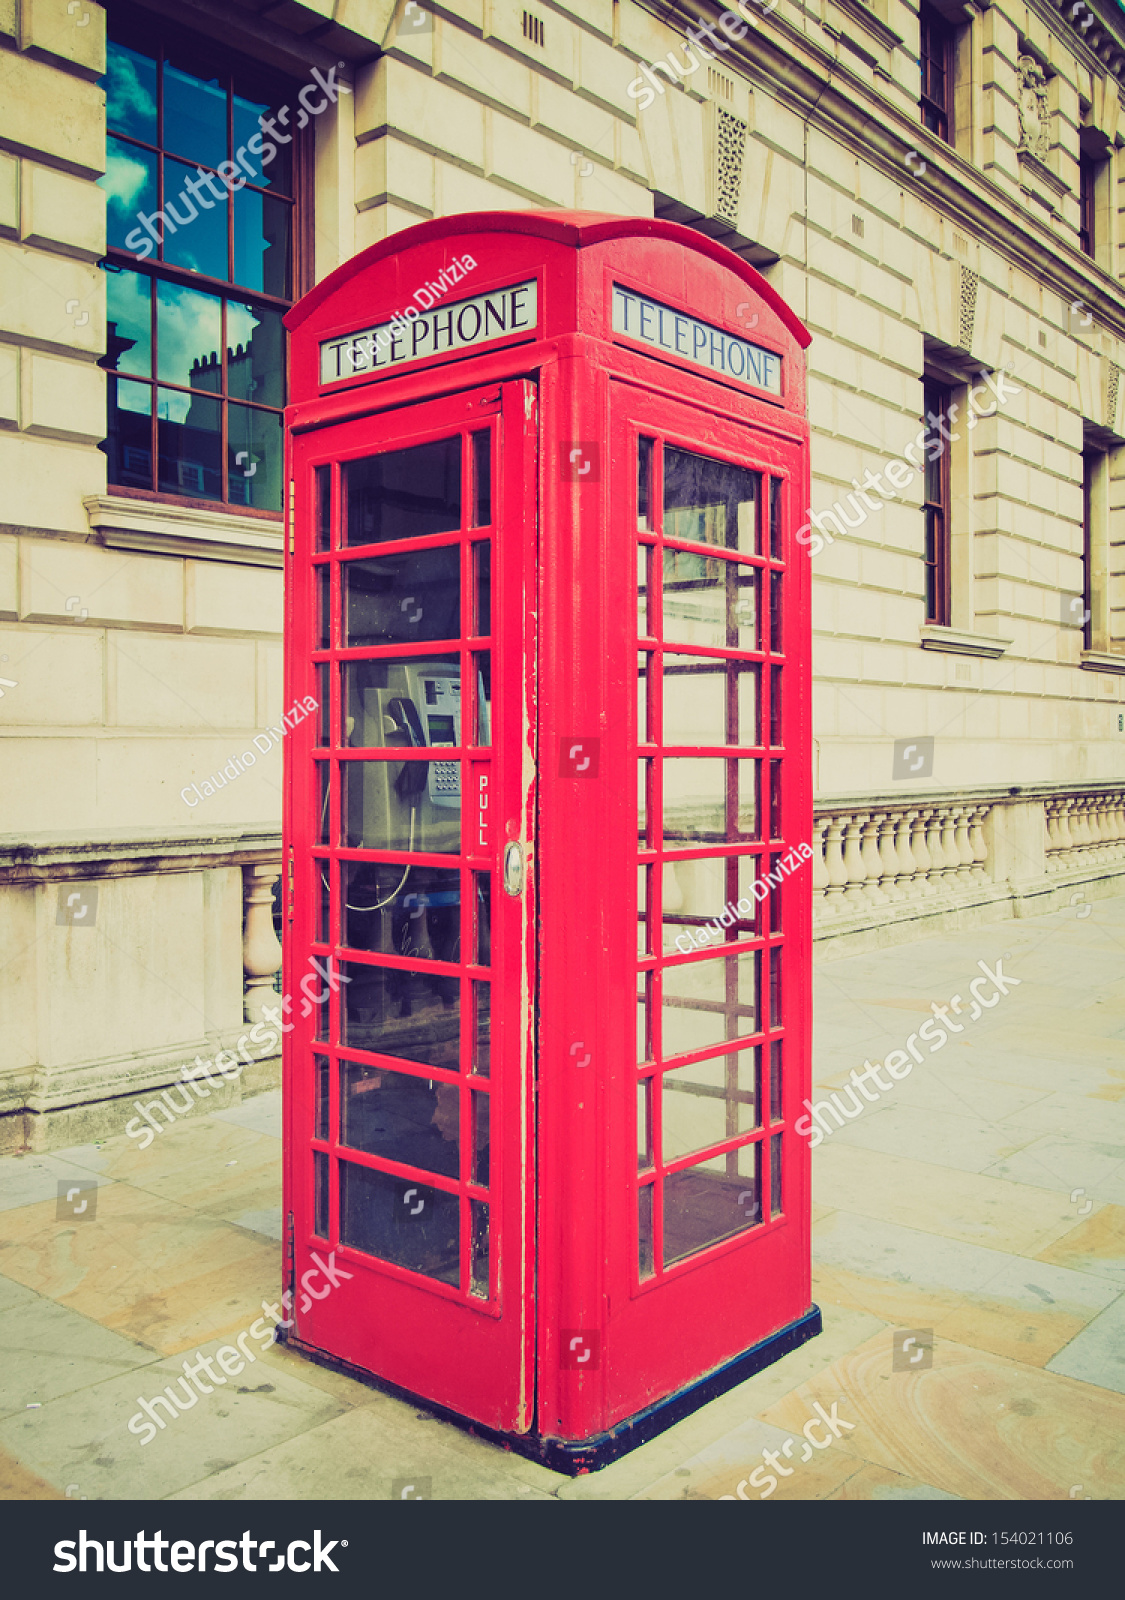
[320,280,538,385]
[478,771,489,852]
[612,284,782,396]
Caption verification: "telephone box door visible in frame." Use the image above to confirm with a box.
[284,378,537,1432]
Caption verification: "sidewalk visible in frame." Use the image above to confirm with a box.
[2,896,1123,1501]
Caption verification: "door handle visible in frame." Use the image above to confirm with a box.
[503,841,524,897]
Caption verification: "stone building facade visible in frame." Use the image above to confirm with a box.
[2,0,1125,1148]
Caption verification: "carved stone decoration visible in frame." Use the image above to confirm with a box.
[1018,56,1051,160]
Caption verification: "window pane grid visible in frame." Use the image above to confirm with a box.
[304,422,499,1305]
[636,433,787,1281]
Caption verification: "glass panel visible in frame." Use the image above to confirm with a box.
[101,139,157,253]
[474,542,491,635]
[344,438,462,546]
[637,436,654,531]
[317,566,331,649]
[638,1076,653,1170]
[343,760,461,853]
[660,854,760,953]
[638,1183,655,1279]
[103,269,152,377]
[155,280,222,389]
[638,545,652,636]
[342,862,460,958]
[315,1056,329,1139]
[471,430,491,526]
[104,41,157,142]
[164,59,227,169]
[770,1040,783,1123]
[663,656,758,747]
[769,762,781,838]
[161,158,228,279]
[233,188,291,298]
[156,387,221,499]
[770,946,782,1027]
[770,671,782,746]
[344,548,460,647]
[662,550,757,651]
[340,1161,458,1286]
[227,302,285,409]
[661,951,758,1058]
[470,1198,490,1298]
[313,1150,329,1237]
[769,854,784,933]
[771,1131,783,1217]
[341,961,460,1071]
[637,652,650,744]
[232,90,292,193]
[228,403,283,511]
[664,448,759,554]
[637,864,650,957]
[770,572,783,653]
[664,1143,761,1266]
[638,758,650,844]
[473,654,491,746]
[317,761,330,844]
[473,872,491,966]
[104,378,152,489]
[308,983,329,1043]
[473,980,490,1076]
[662,1049,759,1163]
[662,758,757,845]
[317,858,330,942]
[770,477,783,558]
[315,465,332,552]
[637,973,651,1063]
[340,1058,459,1178]
[471,1090,490,1187]
[344,655,460,747]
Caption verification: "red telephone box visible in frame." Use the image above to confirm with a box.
[281,211,819,1472]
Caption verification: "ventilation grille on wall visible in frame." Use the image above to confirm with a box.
[522,10,545,46]
[708,67,734,102]
[1108,362,1121,432]
[952,231,970,256]
[710,105,748,228]
[959,265,979,352]
[852,213,864,237]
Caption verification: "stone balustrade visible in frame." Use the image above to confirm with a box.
[811,783,1125,948]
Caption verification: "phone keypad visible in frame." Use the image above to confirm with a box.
[430,761,460,797]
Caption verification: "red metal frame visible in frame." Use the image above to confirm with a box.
[284,211,812,1453]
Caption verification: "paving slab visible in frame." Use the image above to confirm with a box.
[1045,1294,1125,1396]
[0,1293,157,1417]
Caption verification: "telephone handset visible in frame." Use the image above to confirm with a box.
[353,661,485,853]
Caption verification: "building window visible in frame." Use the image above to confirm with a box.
[1083,448,1098,650]
[920,5,954,143]
[1079,154,1097,258]
[923,378,952,625]
[98,2,308,514]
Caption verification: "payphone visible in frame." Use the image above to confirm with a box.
[284,211,817,1471]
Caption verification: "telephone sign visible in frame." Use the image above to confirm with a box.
[284,211,818,1472]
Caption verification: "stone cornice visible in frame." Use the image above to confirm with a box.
[670,1,1125,342]
[0,825,282,882]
